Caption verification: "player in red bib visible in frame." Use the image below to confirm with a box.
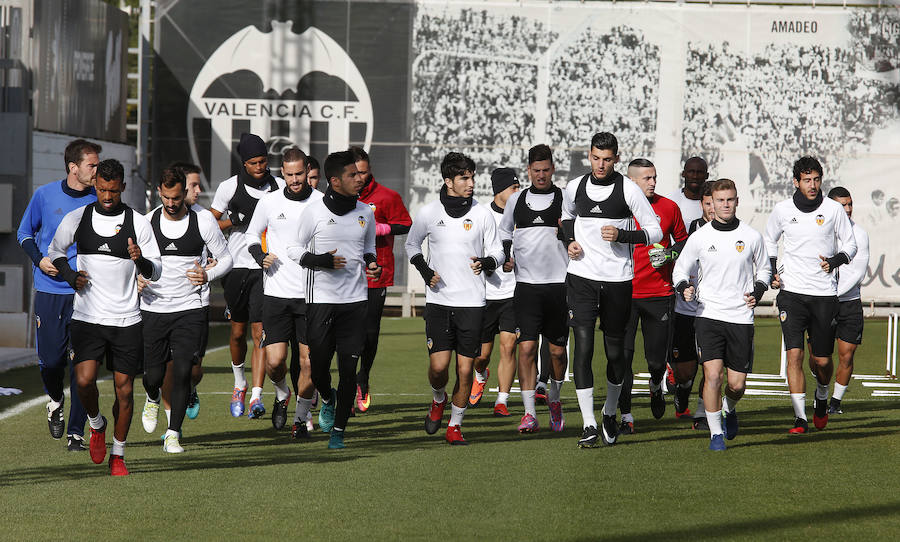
[617,159,688,434]
[350,147,412,412]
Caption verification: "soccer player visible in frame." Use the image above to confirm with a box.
[288,150,379,449]
[17,139,100,451]
[826,187,870,414]
[307,156,322,190]
[499,145,570,432]
[470,167,519,416]
[667,157,708,228]
[48,159,162,475]
[246,148,323,436]
[352,146,412,412]
[673,179,770,451]
[764,157,857,434]
[210,133,284,418]
[139,167,232,453]
[560,132,662,447]
[405,152,504,445]
[617,159,688,434]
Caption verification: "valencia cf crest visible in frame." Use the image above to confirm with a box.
[815,214,825,226]
[735,241,745,253]
[463,219,473,231]
[36,315,41,329]
[515,328,521,339]
[568,309,574,320]
[780,310,787,322]
[426,337,433,349]
[368,202,376,211]
[68,348,75,361]
[358,215,366,228]
[672,347,679,359]
[115,224,122,234]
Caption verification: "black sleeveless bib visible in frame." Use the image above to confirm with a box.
[74,205,136,259]
[574,172,631,219]
[151,208,205,257]
[513,186,563,229]
[228,175,279,232]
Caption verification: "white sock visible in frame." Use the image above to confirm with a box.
[250,386,263,402]
[833,382,848,401]
[431,386,446,404]
[603,381,622,417]
[706,410,723,437]
[111,438,126,457]
[791,393,807,420]
[548,379,563,403]
[495,392,509,406]
[232,363,247,389]
[89,413,104,430]
[695,396,706,418]
[165,429,179,438]
[273,378,290,401]
[815,382,828,401]
[622,412,634,423]
[164,409,171,424]
[536,381,547,393]
[47,398,62,411]
[521,390,536,417]
[474,369,487,384]
[576,387,596,428]
[649,378,661,394]
[723,396,739,414]
[449,404,466,426]
[294,396,312,424]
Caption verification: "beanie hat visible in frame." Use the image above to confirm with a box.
[491,167,520,195]
[238,133,267,162]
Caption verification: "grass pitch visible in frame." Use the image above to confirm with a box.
[2,317,900,540]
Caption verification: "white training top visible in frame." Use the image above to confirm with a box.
[246,187,324,299]
[667,189,704,230]
[485,203,515,300]
[837,220,869,302]
[405,199,505,308]
[562,174,662,282]
[49,205,162,326]
[191,203,214,307]
[500,189,568,285]
[764,196,857,297]
[210,174,285,270]
[140,206,232,313]
[288,199,375,305]
[673,220,770,325]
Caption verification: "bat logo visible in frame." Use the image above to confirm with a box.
[735,240,745,253]
[815,214,825,226]
[463,219,473,231]
[358,216,366,228]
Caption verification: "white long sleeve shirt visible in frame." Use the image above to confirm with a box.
[485,202,515,300]
[210,174,285,270]
[837,221,869,302]
[499,188,568,285]
[764,196,857,297]
[405,199,505,308]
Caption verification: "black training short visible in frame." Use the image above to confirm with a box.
[306,301,367,358]
[424,303,483,359]
[481,297,516,343]
[514,282,568,346]
[671,312,698,364]
[624,295,675,369]
[70,320,144,376]
[262,295,307,345]
[835,298,864,345]
[142,309,206,370]
[198,306,210,359]
[777,290,838,357]
[565,273,632,336]
[222,268,263,323]
[694,317,754,373]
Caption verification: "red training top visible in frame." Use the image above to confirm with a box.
[632,194,688,298]
[358,178,412,288]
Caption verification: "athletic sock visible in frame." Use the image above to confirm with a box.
[603,381,623,417]
[648,378,661,394]
[232,363,247,390]
[47,398,62,412]
[273,378,290,401]
[111,438,126,457]
[575,387,597,428]
[622,412,634,424]
[250,386,263,402]
[164,409,171,425]
[723,396,739,414]
[449,404,466,426]
[332,426,345,433]
[431,386,446,404]
[474,369,487,384]
[521,390,537,417]
[791,393,807,420]
[695,396,707,418]
[706,410,723,437]
[88,413,104,430]
[495,392,509,406]
[815,382,828,401]
[833,382,848,401]
[165,429,179,439]
[294,396,312,424]
[548,379,563,403]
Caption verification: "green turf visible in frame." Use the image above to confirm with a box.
[2,317,900,540]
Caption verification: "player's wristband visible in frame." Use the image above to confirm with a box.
[475,256,498,273]
[674,280,690,301]
[824,252,850,271]
[616,229,648,245]
[248,244,267,267]
[752,280,768,304]
[769,257,778,280]
[300,252,335,269]
[560,219,576,247]
[364,253,377,267]
[135,256,154,279]
[53,257,80,288]
[410,253,435,283]
[502,240,512,263]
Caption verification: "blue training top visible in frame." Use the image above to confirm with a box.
[17,179,97,294]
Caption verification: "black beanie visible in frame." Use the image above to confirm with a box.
[238,133,267,162]
[491,167,520,195]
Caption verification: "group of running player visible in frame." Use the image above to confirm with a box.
[18,129,870,475]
